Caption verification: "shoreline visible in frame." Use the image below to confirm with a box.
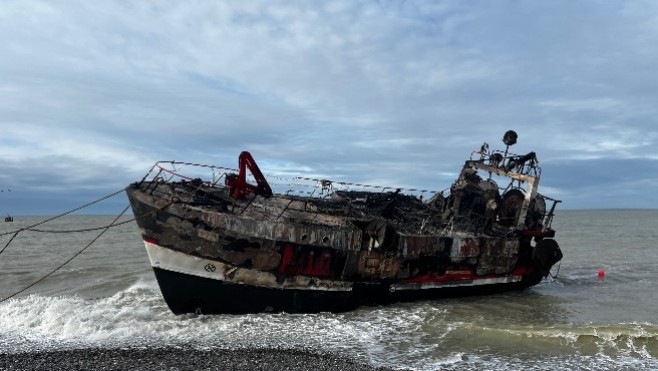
[0,347,396,371]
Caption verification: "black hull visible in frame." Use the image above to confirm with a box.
[152,267,540,315]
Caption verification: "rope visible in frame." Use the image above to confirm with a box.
[0,198,175,302]
[549,261,561,281]
[28,217,137,233]
[0,205,131,304]
[0,188,126,238]
[0,231,20,256]
[0,184,177,302]
[0,189,127,258]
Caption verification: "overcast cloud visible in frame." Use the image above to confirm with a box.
[1,0,658,214]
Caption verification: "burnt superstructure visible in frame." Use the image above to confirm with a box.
[126,131,562,314]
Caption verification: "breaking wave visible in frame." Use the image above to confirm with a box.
[0,281,656,370]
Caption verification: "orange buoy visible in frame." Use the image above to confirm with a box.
[597,269,605,277]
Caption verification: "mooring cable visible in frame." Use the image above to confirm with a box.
[0,198,176,303]
[0,205,131,304]
[0,189,127,256]
[0,188,126,238]
[548,261,562,281]
[0,231,20,256]
[28,217,136,234]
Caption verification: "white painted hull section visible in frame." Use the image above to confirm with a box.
[144,241,353,292]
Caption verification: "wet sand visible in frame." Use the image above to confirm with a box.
[0,347,395,370]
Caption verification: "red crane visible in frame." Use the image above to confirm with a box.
[225,151,273,199]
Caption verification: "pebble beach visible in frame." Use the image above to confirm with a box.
[0,347,394,371]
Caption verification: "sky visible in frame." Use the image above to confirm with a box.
[1,0,658,215]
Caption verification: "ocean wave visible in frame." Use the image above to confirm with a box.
[0,281,656,370]
[444,321,658,359]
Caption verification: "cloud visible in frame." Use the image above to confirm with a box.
[542,158,658,208]
[1,1,658,213]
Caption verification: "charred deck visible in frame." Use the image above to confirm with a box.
[126,131,563,314]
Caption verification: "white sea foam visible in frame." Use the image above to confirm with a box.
[2,280,656,371]
[0,288,656,370]
[0,285,459,368]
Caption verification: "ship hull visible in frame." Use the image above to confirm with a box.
[152,264,538,315]
[145,240,541,314]
[153,266,538,314]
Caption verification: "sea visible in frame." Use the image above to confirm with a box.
[0,210,656,370]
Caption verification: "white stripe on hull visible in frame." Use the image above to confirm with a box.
[144,241,353,291]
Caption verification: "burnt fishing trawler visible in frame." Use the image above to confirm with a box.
[126,131,563,314]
